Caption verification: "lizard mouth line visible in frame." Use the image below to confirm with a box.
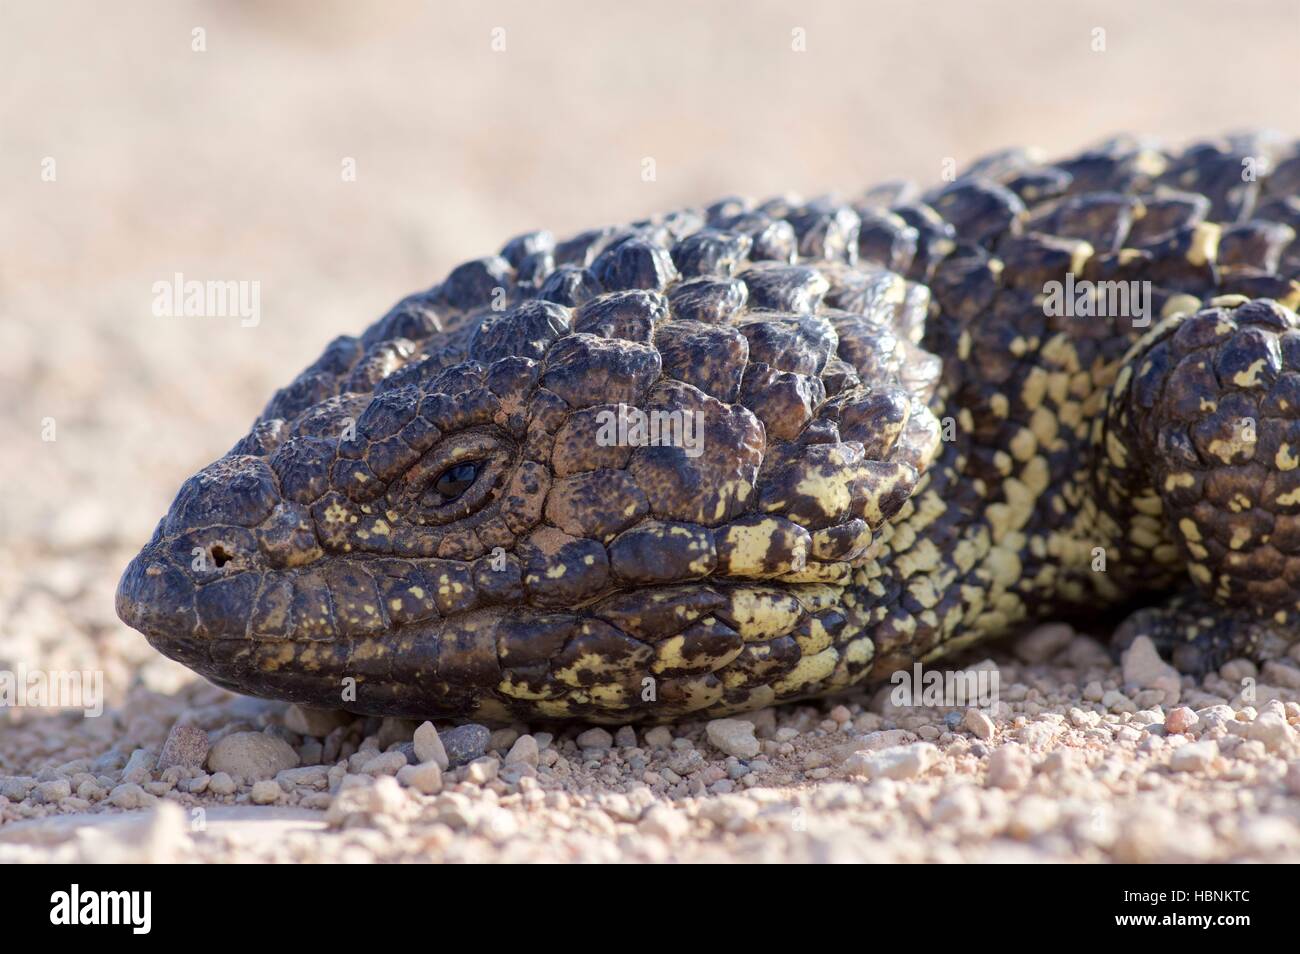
[117,540,862,721]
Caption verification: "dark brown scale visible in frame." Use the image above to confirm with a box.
[1158,141,1262,222]
[1004,167,1073,205]
[927,179,1026,246]
[655,321,749,402]
[541,334,661,409]
[667,276,748,324]
[891,202,956,281]
[470,299,570,363]
[537,264,602,307]
[853,207,918,273]
[1127,189,1210,246]
[438,256,514,312]
[1027,191,1140,254]
[572,289,665,342]
[590,236,678,292]
[608,521,716,583]
[786,203,861,262]
[670,228,753,279]
[1218,220,1296,272]
[738,262,828,312]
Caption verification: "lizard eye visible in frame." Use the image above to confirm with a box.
[429,462,479,503]
[388,433,509,525]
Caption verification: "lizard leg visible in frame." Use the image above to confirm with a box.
[1112,588,1297,676]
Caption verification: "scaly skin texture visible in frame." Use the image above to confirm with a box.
[118,133,1300,722]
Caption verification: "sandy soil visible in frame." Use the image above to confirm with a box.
[2,0,1299,863]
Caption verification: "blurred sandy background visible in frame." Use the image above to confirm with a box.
[0,0,1296,686]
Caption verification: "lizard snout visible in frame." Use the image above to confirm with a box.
[116,540,205,665]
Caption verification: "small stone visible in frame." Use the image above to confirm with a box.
[1262,661,1300,690]
[1083,681,1105,702]
[1248,713,1296,753]
[465,757,500,785]
[812,750,843,775]
[1068,707,1098,728]
[1113,806,1181,863]
[376,717,417,749]
[283,705,353,737]
[931,786,980,824]
[480,807,520,841]
[207,732,299,781]
[843,743,936,781]
[207,771,237,796]
[1015,721,1059,749]
[322,727,346,764]
[699,793,760,827]
[77,779,107,801]
[1122,636,1181,701]
[276,765,329,790]
[1015,622,1073,663]
[438,724,490,768]
[346,749,372,774]
[396,761,443,795]
[1196,704,1236,731]
[35,779,72,803]
[828,705,852,725]
[855,729,918,751]
[413,721,449,769]
[614,726,638,747]
[157,724,210,771]
[0,776,35,800]
[121,748,155,785]
[1169,739,1218,773]
[504,734,540,767]
[706,718,760,759]
[1133,708,1165,726]
[639,804,689,841]
[576,727,614,750]
[250,780,281,804]
[643,726,674,748]
[1065,636,1110,667]
[1258,696,1289,717]
[326,776,407,825]
[1008,794,1059,839]
[1165,706,1199,735]
[987,745,1031,790]
[1102,689,1137,713]
[1285,762,1300,797]
[488,727,520,752]
[1133,688,1171,709]
[963,708,995,740]
[108,782,156,809]
[360,751,408,776]
[1040,749,1075,774]
[666,749,706,775]
[1220,658,1257,685]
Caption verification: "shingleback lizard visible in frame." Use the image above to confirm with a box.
[118,134,1300,723]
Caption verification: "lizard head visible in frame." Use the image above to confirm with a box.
[118,219,943,722]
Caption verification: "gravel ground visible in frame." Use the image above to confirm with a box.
[4,596,1300,862]
[3,1,1299,863]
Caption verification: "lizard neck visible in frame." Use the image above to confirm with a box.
[842,326,1184,678]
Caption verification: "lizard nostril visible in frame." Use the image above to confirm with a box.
[210,544,233,568]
